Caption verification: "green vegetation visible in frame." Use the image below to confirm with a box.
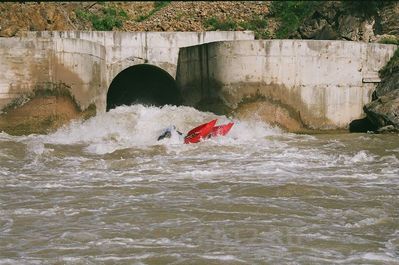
[342,1,390,17]
[204,15,270,39]
[270,1,321,39]
[204,17,237,31]
[379,36,399,46]
[81,103,97,121]
[379,48,399,78]
[240,16,270,39]
[1,95,30,114]
[136,1,170,22]
[378,35,399,78]
[75,5,128,30]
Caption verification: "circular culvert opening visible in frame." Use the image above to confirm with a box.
[106,64,182,111]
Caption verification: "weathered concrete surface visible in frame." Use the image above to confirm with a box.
[0,37,106,112]
[176,40,397,131]
[26,31,254,82]
[0,96,79,136]
[1,32,396,133]
[0,31,254,113]
[0,83,96,136]
[0,38,51,109]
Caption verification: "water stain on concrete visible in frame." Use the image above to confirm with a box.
[193,79,338,132]
[0,83,96,135]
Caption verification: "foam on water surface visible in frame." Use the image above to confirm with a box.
[0,104,398,264]
[19,104,280,154]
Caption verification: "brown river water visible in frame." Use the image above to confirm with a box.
[0,104,398,264]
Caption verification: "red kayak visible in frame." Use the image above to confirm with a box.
[184,119,217,144]
[184,119,234,144]
[210,122,234,138]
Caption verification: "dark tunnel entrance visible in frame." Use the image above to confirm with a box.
[106,64,182,111]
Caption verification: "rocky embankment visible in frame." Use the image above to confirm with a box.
[292,2,399,133]
[0,1,398,135]
[289,1,399,42]
[363,50,399,133]
[0,2,271,36]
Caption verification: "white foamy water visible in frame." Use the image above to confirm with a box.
[0,104,398,264]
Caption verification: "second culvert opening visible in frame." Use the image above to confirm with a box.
[106,64,182,111]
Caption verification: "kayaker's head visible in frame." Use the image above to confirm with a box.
[157,125,184,141]
[157,130,172,141]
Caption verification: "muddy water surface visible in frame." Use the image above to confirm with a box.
[1,105,398,264]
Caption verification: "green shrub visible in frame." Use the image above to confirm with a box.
[239,16,270,39]
[154,1,170,9]
[75,6,128,30]
[204,15,270,39]
[204,17,218,29]
[378,36,399,77]
[75,8,91,21]
[379,48,399,78]
[270,1,321,39]
[342,1,390,17]
[204,17,238,31]
[379,36,399,46]
[136,1,170,22]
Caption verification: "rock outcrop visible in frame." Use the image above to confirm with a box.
[296,1,399,133]
[354,48,399,133]
[293,1,399,42]
[373,72,399,99]
[364,89,399,133]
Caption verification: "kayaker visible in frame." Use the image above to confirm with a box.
[157,119,233,143]
[157,125,183,141]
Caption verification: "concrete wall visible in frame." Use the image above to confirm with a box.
[26,31,255,84]
[176,40,397,130]
[2,33,396,130]
[0,38,52,109]
[0,37,107,111]
[52,38,107,110]
[0,31,254,113]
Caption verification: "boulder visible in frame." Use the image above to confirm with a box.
[292,1,398,42]
[377,125,398,133]
[378,2,399,36]
[296,2,340,40]
[364,89,399,131]
[315,24,339,40]
[373,71,399,100]
[338,15,362,41]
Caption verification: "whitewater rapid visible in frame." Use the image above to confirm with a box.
[0,104,398,264]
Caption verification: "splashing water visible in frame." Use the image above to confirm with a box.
[21,104,281,154]
[0,104,398,264]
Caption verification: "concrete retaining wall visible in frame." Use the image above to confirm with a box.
[0,31,254,113]
[52,38,107,110]
[177,40,397,130]
[26,31,255,84]
[0,38,52,108]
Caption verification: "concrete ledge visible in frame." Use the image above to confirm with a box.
[362,77,381,83]
[176,39,397,130]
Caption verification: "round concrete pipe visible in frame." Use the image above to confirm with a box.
[106,64,182,111]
